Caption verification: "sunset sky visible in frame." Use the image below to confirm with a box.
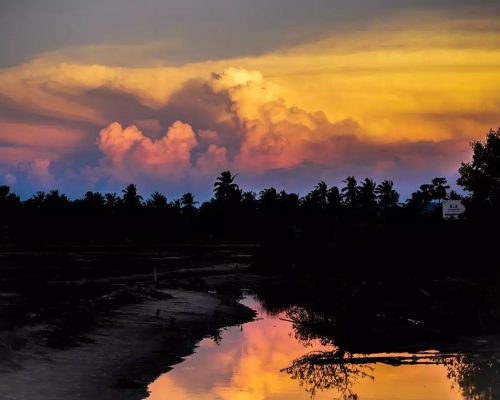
[1,1,499,198]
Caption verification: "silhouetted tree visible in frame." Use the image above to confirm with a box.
[0,186,21,212]
[376,180,399,210]
[81,191,105,210]
[303,181,329,217]
[431,177,450,204]
[122,184,142,209]
[458,128,500,212]
[0,186,21,225]
[341,176,360,207]
[326,186,342,210]
[419,184,434,203]
[170,199,182,215]
[279,191,300,217]
[147,192,168,209]
[104,193,120,209]
[359,178,377,214]
[181,192,197,210]
[259,187,279,218]
[241,191,257,211]
[0,185,9,200]
[47,190,70,210]
[213,171,240,203]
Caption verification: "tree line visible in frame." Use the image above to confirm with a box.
[0,128,499,278]
[0,172,457,238]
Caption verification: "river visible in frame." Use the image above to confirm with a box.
[143,293,497,400]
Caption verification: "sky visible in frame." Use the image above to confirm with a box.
[1,0,499,199]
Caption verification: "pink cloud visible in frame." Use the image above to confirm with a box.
[194,144,228,175]
[96,120,198,181]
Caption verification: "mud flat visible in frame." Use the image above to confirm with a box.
[0,287,255,400]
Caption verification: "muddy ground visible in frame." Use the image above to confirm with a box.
[0,242,266,400]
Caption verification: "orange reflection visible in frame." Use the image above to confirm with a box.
[146,298,464,400]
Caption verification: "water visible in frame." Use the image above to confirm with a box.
[145,295,492,400]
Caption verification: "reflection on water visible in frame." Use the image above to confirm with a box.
[146,296,498,400]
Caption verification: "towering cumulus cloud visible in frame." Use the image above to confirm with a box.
[97,121,199,180]
[85,68,469,191]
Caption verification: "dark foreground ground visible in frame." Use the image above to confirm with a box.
[0,242,264,400]
[2,241,500,399]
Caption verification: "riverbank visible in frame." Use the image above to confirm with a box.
[0,285,255,400]
[0,243,264,400]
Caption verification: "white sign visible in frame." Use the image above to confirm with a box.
[442,200,465,219]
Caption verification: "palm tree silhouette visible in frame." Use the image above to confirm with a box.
[341,176,359,206]
[359,178,377,211]
[326,186,342,210]
[28,191,46,209]
[308,181,328,209]
[148,192,168,209]
[82,191,105,210]
[259,187,279,214]
[181,192,197,209]
[376,180,399,209]
[213,171,239,201]
[122,184,143,208]
[104,193,120,209]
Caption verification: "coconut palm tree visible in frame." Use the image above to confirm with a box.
[27,191,46,209]
[259,187,279,217]
[376,180,400,209]
[181,193,198,219]
[81,191,105,210]
[147,192,168,209]
[104,193,120,209]
[312,181,329,207]
[181,192,197,209]
[213,171,240,201]
[122,184,142,208]
[341,176,360,206]
[359,178,377,211]
[43,190,70,210]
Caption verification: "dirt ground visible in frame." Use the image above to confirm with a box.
[0,286,256,400]
[0,244,263,400]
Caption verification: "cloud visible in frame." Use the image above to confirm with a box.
[194,144,228,176]
[0,119,83,150]
[21,159,56,187]
[95,120,198,181]
[2,14,499,142]
[1,13,499,196]
[72,68,471,197]
[2,0,498,68]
